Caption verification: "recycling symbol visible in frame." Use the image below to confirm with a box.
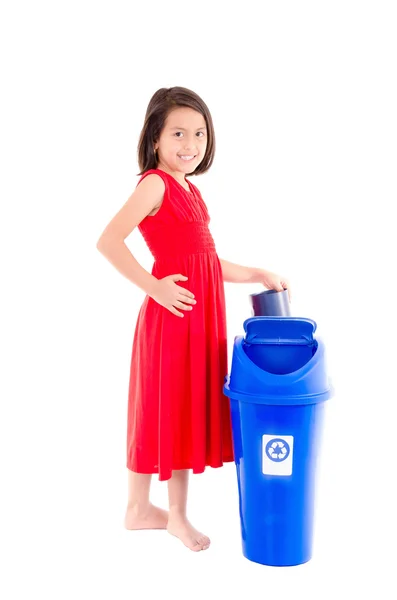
[265,438,291,462]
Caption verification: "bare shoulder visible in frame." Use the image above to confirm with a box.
[136,172,166,197]
[96,173,165,244]
[137,173,167,216]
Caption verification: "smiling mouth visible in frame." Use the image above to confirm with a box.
[178,155,197,161]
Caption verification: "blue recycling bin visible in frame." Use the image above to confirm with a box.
[223,316,333,567]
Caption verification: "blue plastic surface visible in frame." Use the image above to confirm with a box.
[223,316,333,567]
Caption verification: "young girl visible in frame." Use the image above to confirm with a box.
[96,86,291,553]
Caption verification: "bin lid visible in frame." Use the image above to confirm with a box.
[223,316,333,405]
[244,317,317,346]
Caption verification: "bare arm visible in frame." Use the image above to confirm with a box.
[218,258,264,284]
[219,258,292,301]
[96,174,165,295]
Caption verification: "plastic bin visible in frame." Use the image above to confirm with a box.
[223,316,333,566]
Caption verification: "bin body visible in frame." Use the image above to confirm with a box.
[224,317,333,567]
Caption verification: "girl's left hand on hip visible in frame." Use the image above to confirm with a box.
[260,269,292,303]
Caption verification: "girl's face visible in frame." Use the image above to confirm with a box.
[154,106,207,175]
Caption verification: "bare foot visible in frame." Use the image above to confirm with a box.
[124,502,169,530]
[167,515,211,552]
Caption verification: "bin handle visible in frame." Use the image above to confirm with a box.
[245,335,316,346]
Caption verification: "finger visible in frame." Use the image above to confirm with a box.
[173,274,188,282]
[175,300,193,311]
[178,287,195,299]
[178,295,196,305]
[170,306,184,317]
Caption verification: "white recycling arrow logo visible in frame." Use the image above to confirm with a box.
[265,438,291,462]
[268,441,288,459]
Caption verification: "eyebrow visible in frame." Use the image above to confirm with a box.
[169,126,207,130]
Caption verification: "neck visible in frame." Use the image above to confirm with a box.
[156,164,188,185]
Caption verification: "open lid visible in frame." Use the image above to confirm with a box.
[243,317,317,346]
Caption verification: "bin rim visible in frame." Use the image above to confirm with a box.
[244,315,317,334]
[223,375,333,405]
[234,334,325,385]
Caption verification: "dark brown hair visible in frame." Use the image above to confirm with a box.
[136,86,216,176]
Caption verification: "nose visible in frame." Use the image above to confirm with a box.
[183,136,197,153]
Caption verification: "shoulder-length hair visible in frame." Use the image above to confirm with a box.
[137,86,216,176]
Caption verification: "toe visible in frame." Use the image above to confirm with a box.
[198,535,210,546]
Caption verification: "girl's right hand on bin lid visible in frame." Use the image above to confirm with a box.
[150,274,197,318]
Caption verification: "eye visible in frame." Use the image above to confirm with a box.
[174,131,206,138]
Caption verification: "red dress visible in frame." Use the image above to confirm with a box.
[126,168,234,481]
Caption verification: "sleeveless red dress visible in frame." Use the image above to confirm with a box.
[126,168,234,481]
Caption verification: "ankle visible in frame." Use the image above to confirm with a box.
[127,501,151,517]
[168,507,187,521]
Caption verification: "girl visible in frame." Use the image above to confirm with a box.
[96,86,291,553]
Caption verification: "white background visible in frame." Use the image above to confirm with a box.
[1,1,396,598]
